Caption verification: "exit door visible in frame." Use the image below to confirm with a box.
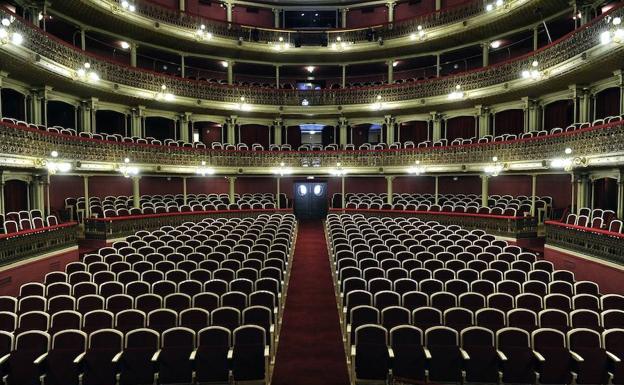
[293,181,328,220]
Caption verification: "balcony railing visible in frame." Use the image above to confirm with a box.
[545,221,624,266]
[0,223,79,267]
[84,209,292,240]
[1,119,623,169]
[1,4,619,106]
[122,0,483,44]
[332,208,537,239]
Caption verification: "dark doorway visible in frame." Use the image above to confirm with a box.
[293,181,328,220]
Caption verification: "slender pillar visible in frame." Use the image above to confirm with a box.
[227,61,234,85]
[80,29,86,50]
[182,177,187,205]
[83,176,90,219]
[530,174,537,217]
[431,113,442,141]
[226,1,233,22]
[276,177,281,209]
[179,113,191,143]
[341,176,346,210]
[180,55,186,78]
[617,173,624,219]
[341,8,348,28]
[386,176,394,205]
[481,175,489,207]
[533,25,539,51]
[434,176,439,205]
[0,179,5,215]
[45,174,51,217]
[132,176,140,208]
[339,117,348,147]
[571,174,576,214]
[275,66,280,89]
[436,54,441,77]
[341,65,347,88]
[482,42,489,67]
[477,105,490,137]
[384,116,394,144]
[273,119,283,145]
[228,177,236,203]
[130,43,137,67]
[179,0,185,12]
[435,0,441,10]
[387,1,395,23]
[387,60,394,84]
[273,9,280,28]
[590,179,595,210]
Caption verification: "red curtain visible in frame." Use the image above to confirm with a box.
[543,99,573,130]
[239,125,270,148]
[196,122,222,144]
[595,87,621,119]
[445,116,476,141]
[593,178,618,211]
[350,125,370,147]
[494,109,524,136]
[285,126,301,148]
[399,121,429,143]
[4,180,28,213]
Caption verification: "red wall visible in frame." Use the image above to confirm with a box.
[0,249,79,296]
[149,0,178,9]
[232,6,273,27]
[187,177,229,195]
[537,174,571,210]
[394,0,436,21]
[439,176,481,195]
[185,0,227,21]
[545,247,624,294]
[489,175,532,196]
[346,6,388,28]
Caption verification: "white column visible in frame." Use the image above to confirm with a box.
[571,173,576,214]
[273,119,283,145]
[80,29,86,50]
[227,117,237,144]
[180,113,191,143]
[533,26,539,50]
[228,177,236,203]
[182,177,188,205]
[341,65,347,88]
[341,8,348,28]
[275,66,280,89]
[179,0,185,12]
[617,172,624,219]
[273,9,280,28]
[226,1,233,22]
[276,177,281,209]
[530,174,537,216]
[83,176,90,219]
[477,105,490,137]
[341,176,346,209]
[339,117,348,147]
[482,42,489,67]
[431,112,442,141]
[386,176,394,205]
[180,55,186,78]
[45,174,51,217]
[434,176,439,205]
[384,116,394,144]
[227,61,234,85]
[436,54,441,77]
[0,179,5,215]
[386,1,395,23]
[435,0,441,10]
[132,176,140,208]
[387,60,394,84]
[130,43,137,67]
[481,175,489,207]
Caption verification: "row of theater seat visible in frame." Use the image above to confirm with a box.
[0,214,295,385]
[565,207,623,233]
[326,214,624,384]
[1,210,59,234]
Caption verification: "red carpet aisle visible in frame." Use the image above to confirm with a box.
[271,220,350,385]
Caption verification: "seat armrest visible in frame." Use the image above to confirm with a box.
[606,351,622,363]
[496,350,508,361]
[460,348,470,360]
[264,346,270,358]
[570,351,584,363]
[189,349,197,361]
[227,348,233,360]
[532,350,545,362]
[423,347,432,360]
[73,352,86,364]
[34,352,48,365]
[111,351,123,363]
[151,349,161,363]
[0,354,10,366]
[351,345,356,359]
[388,347,395,359]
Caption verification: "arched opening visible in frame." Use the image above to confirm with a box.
[398,120,429,144]
[284,126,302,148]
[594,87,621,120]
[445,116,476,141]
[238,124,270,148]
[349,124,381,146]
[593,177,618,212]
[1,88,27,121]
[47,100,76,129]
[494,109,524,136]
[145,116,176,141]
[543,99,574,131]
[95,110,127,136]
[4,179,29,212]
[194,121,222,144]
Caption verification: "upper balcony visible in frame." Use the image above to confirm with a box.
[47,0,570,63]
[1,3,624,117]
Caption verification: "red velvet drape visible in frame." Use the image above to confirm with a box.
[543,99,573,130]
[494,109,525,136]
[239,125,270,148]
[593,178,618,211]
[350,124,370,147]
[4,180,28,213]
[196,122,222,144]
[145,117,177,141]
[286,126,302,148]
[399,121,429,143]
[445,116,476,141]
[594,87,621,120]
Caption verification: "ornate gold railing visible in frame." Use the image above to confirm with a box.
[126,0,483,44]
[2,120,623,168]
[545,221,624,266]
[332,208,537,239]
[1,4,620,106]
[0,223,79,266]
[84,209,291,240]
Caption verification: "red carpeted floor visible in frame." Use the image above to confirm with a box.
[271,220,350,385]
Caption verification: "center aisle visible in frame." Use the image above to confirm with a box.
[271,220,350,385]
